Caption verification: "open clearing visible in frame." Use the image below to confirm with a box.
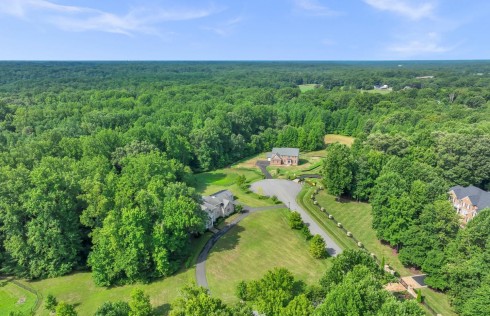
[23,233,212,316]
[361,88,393,94]
[206,209,331,304]
[298,84,321,92]
[266,149,326,179]
[192,166,275,207]
[299,186,457,316]
[0,280,37,315]
[324,134,355,147]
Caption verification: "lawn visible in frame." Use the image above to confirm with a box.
[324,134,355,147]
[23,232,213,316]
[298,84,321,92]
[299,186,457,316]
[360,88,393,94]
[206,209,332,304]
[192,162,276,207]
[0,280,37,315]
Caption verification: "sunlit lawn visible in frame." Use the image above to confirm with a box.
[324,134,355,147]
[0,280,37,315]
[298,84,321,92]
[206,209,332,304]
[24,232,213,316]
[192,165,275,207]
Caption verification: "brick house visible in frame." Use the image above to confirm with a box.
[448,185,490,224]
[266,148,299,166]
[201,190,235,229]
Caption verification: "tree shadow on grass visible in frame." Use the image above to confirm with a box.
[153,303,171,315]
[209,225,246,254]
[192,172,228,193]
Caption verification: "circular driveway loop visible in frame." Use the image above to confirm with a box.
[251,179,342,257]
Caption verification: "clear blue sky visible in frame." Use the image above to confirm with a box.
[1,0,489,60]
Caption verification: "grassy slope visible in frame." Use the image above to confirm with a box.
[192,166,275,207]
[25,232,213,316]
[324,134,355,147]
[206,209,331,304]
[0,281,37,315]
[299,186,457,316]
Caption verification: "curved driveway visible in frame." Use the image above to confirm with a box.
[250,179,342,256]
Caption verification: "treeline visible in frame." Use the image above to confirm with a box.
[169,250,424,316]
[322,134,490,313]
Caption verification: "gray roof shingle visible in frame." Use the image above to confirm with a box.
[449,185,490,211]
[268,148,299,157]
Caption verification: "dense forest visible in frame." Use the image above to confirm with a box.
[0,61,489,314]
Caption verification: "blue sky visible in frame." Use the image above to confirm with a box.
[0,0,489,60]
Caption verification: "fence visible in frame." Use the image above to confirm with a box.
[305,184,439,316]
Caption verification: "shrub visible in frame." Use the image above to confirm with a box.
[236,174,246,186]
[346,231,352,237]
[45,294,58,312]
[337,223,342,228]
[301,225,313,240]
[288,211,303,229]
[270,195,279,203]
[309,235,327,259]
[235,204,244,213]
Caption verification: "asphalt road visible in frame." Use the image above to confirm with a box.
[255,160,272,179]
[250,179,342,256]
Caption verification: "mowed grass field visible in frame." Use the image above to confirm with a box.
[324,134,355,147]
[298,84,321,92]
[23,232,213,316]
[299,186,456,316]
[192,158,276,207]
[0,281,37,315]
[206,209,331,304]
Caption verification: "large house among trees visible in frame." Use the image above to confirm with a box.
[201,190,235,229]
[267,148,300,166]
[448,185,490,224]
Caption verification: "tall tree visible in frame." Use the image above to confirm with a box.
[321,143,354,198]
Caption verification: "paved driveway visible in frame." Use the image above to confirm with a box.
[250,179,342,256]
[255,160,272,179]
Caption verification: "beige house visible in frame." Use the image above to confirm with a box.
[201,190,235,229]
[448,185,490,224]
[267,148,299,166]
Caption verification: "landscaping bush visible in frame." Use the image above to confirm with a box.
[288,211,303,230]
[270,195,279,203]
[309,235,327,259]
[236,174,246,186]
[301,225,313,240]
[235,204,244,213]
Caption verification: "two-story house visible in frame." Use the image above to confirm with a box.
[267,148,300,166]
[201,190,235,229]
[448,185,490,224]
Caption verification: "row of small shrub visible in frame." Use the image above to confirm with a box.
[287,211,327,258]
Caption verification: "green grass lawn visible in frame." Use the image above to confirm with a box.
[23,232,213,316]
[0,280,37,315]
[324,134,355,147]
[361,88,393,94]
[206,209,332,304]
[299,186,457,316]
[298,84,321,92]
[192,167,275,207]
